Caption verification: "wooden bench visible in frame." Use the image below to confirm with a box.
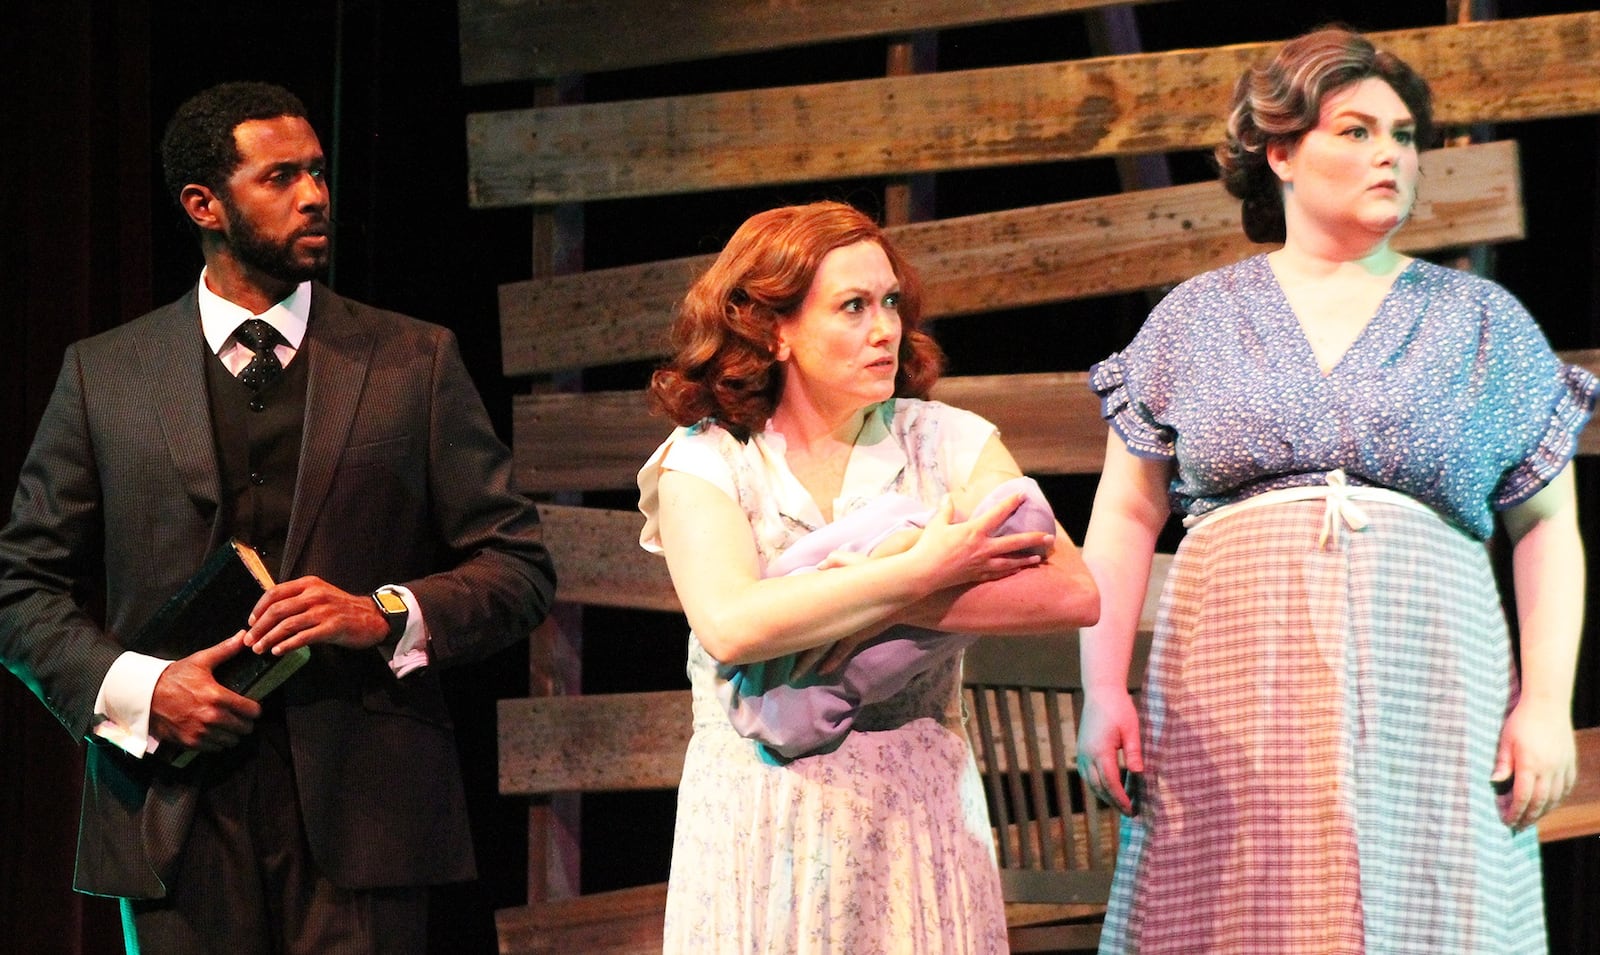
[963,630,1151,953]
[494,882,671,955]
[491,652,1600,953]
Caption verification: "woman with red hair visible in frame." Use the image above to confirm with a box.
[638,200,1099,952]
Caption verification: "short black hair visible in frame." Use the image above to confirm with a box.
[160,81,309,209]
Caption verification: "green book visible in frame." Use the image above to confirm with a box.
[127,538,310,766]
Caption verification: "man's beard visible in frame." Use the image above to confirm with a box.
[222,199,329,284]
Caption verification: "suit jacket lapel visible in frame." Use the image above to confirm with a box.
[283,285,372,576]
[134,289,225,544]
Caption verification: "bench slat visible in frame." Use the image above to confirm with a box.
[495,882,669,955]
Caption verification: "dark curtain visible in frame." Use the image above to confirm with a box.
[1,3,524,951]
[1,2,152,952]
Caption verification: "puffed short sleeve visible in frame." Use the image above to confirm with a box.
[1492,361,1599,509]
[1088,352,1175,460]
[637,423,740,554]
[1088,280,1197,461]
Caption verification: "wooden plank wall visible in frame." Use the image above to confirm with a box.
[499,139,1525,375]
[460,0,1600,930]
[466,15,1600,205]
[459,0,1167,81]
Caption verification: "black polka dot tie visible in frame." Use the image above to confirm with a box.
[233,318,285,391]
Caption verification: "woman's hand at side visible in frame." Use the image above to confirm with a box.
[1075,433,1172,817]
[1499,465,1585,829]
[1493,697,1577,830]
[1077,688,1143,816]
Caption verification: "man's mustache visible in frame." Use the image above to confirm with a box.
[294,217,334,240]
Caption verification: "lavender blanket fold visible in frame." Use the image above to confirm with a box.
[716,476,1056,764]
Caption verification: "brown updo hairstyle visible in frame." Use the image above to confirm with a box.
[648,201,944,441]
[1216,26,1434,244]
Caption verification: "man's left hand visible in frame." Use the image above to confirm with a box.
[242,576,388,656]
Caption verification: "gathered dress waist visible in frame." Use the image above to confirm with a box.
[1182,469,1439,548]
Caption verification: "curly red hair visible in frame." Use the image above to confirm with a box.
[649,201,944,440]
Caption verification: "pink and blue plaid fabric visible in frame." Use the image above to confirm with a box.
[1104,499,1544,953]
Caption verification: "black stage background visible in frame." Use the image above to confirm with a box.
[3,2,1596,951]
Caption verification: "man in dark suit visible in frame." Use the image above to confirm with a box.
[0,81,556,952]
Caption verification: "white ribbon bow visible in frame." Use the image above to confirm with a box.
[1318,468,1371,548]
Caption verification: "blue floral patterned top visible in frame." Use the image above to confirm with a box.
[1090,254,1598,540]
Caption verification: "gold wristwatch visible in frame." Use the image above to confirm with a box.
[371,586,409,640]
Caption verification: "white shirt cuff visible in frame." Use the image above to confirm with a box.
[385,585,431,678]
[92,651,174,757]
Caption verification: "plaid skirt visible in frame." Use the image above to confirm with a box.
[1101,497,1547,954]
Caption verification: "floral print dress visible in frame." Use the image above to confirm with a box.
[638,397,1009,954]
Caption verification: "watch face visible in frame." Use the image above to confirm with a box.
[374,590,407,615]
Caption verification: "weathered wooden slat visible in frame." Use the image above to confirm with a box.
[518,349,1600,495]
[520,390,678,493]
[539,502,675,612]
[500,141,1522,375]
[931,373,1105,478]
[499,690,692,795]
[459,0,1167,85]
[466,13,1600,206]
[515,372,1096,495]
[496,882,668,955]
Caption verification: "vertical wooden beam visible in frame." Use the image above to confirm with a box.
[1447,0,1497,25]
[1086,4,1172,309]
[1442,0,1498,277]
[1085,6,1171,194]
[883,33,938,226]
[1593,118,1600,345]
[527,74,586,906]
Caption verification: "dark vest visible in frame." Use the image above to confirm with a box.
[205,349,309,580]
